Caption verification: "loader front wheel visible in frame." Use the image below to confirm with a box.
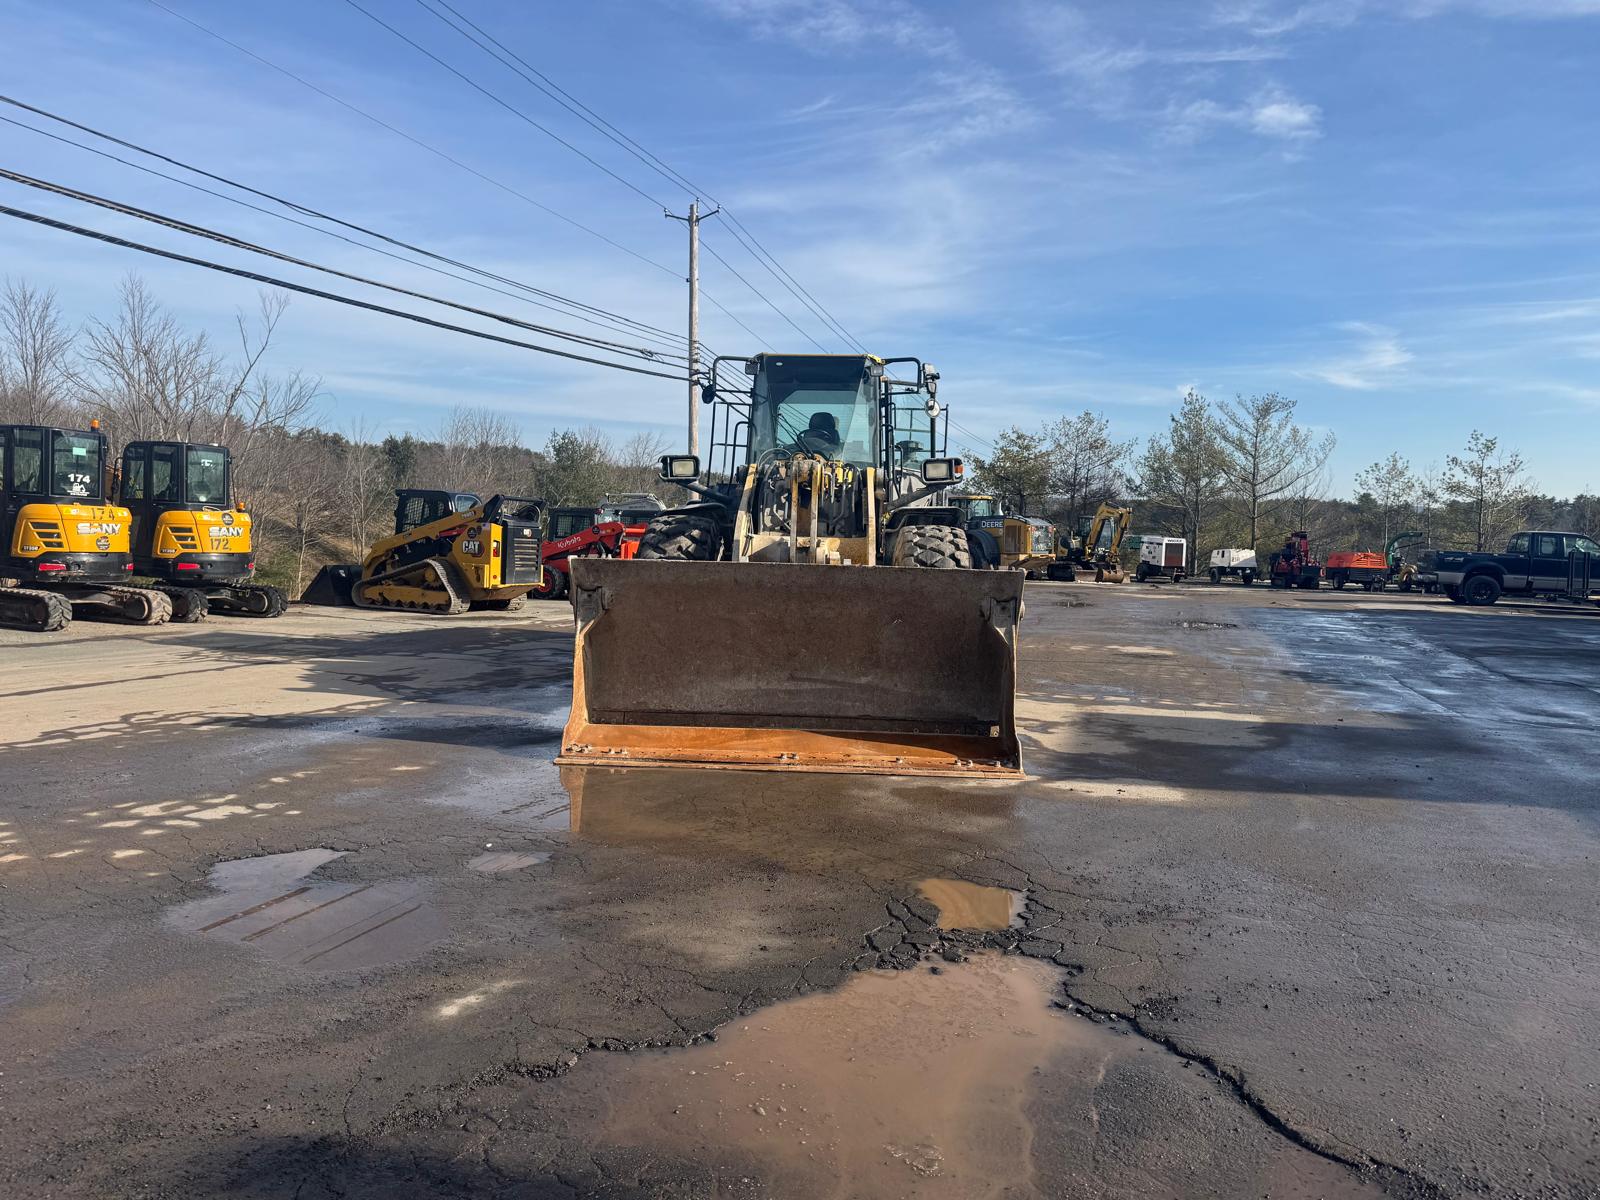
[636,513,721,561]
[892,524,972,570]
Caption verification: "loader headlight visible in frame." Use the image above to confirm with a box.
[660,454,701,481]
[921,457,960,484]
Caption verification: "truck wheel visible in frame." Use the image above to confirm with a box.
[1463,574,1502,606]
[892,524,972,569]
[1242,572,1254,586]
[1209,568,1220,584]
[1332,574,1347,589]
[637,513,721,561]
[531,571,567,600]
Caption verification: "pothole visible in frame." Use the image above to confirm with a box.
[166,849,444,971]
[576,953,1386,1198]
[916,878,1021,930]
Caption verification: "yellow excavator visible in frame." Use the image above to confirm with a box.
[559,353,1023,779]
[1071,503,1132,583]
[116,439,286,621]
[301,488,544,613]
[1,421,172,631]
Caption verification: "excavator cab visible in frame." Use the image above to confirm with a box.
[117,440,285,620]
[1,423,172,631]
[559,353,1023,779]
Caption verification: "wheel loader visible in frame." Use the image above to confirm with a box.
[558,353,1023,779]
[116,439,286,621]
[301,488,544,613]
[1,421,172,632]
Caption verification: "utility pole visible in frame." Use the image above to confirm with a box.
[666,199,717,456]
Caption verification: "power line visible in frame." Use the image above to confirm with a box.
[337,0,666,209]
[364,0,837,351]
[140,0,679,279]
[139,1,766,354]
[0,204,685,379]
[0,110,689,354]
[0,167,685,365]
[701,241,827,353]
[412,0,865,353]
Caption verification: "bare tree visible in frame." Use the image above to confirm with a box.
[1213,393,1336,554]
[1354,451,1415,547]
[1136,389,1224,561]
[0,279,78,425]
[1043,410,1133,526]
[1444,430,1532,551]
[613,429,671,496]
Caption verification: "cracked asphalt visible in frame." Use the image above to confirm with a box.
[1,583,1596,1198]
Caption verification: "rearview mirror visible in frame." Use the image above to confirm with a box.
[659,454,701,482]
[701,383,717,405]
[920,457,962,484]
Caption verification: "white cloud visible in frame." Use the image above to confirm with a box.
[1300,322,1413,389]
[1170,85,1323,143]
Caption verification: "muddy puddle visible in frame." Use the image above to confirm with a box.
[916,878,1021,930]
[574,953,1384,1198]
[166,849,444,971]
[468,849,549,873]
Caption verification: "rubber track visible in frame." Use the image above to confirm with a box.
[353,557,469,614]
[0,586,72,632]
[100,586,173,626]
[159,587,210,623]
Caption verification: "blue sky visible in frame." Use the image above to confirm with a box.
[2,0,1597,494]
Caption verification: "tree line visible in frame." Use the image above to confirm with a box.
[971,390,1593,566]
[0,276,666,592]
[4,274,1594,588]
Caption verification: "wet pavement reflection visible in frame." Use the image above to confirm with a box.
[166,849,444,972]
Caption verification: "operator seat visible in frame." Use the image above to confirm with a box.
[802,412,842,455]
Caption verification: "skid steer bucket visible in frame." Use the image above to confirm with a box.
[558,559,1023,778]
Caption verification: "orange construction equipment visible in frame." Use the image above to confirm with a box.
[1325,550,1390,591]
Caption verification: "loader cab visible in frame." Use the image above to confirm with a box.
[393,489,480,535]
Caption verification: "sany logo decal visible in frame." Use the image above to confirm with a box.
[76,522,122,535]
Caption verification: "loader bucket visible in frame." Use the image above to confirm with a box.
[300,563,360,606]
[557,559,1023,778]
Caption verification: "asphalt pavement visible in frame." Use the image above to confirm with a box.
[1,582,1595,1198]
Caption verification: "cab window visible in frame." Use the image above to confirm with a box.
[1505,533,1529,555]
[122,445,148,502]
[152,444,181,502]
[1535,534,1561,557]
[185,447,228,504]
[12,428,44,494]
[1573,537,1600,557]
[52,432,100,499]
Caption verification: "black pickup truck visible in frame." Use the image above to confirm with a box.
[1434,530,1600,606]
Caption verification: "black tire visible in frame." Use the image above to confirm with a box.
[1463,574,1502,606]
[531,570,568,601]
[1242,572,1254,586]
[636,513,721,561]
[1210,568,1221,584]
[891,524,972,569]
[1332,574,1347,590]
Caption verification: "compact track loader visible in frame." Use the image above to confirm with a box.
[559,353,1023,779]
[1,422,171,632]
[117,440,286,621]
[301,489,544,613]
